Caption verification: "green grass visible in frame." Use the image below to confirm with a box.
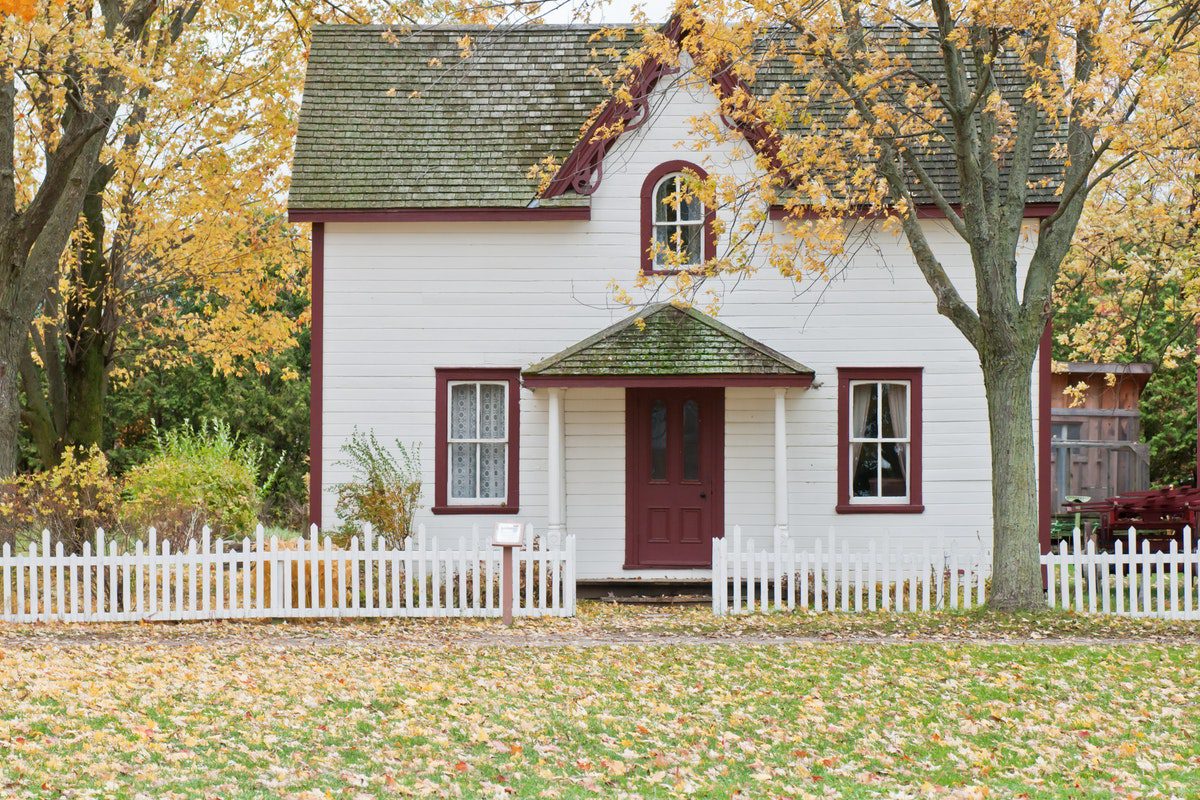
[1,607,1198,797]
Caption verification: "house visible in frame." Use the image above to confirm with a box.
[288,19,1058,581]
[1049,362,1153,512]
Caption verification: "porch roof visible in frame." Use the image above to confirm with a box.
[523,304,814,387]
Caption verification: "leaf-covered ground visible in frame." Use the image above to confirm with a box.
[1,605,1198,798]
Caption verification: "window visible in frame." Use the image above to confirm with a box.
[837,367,923,513]
[640,161,716,275]
[1051,421,1083,442]
[433,368,520,514]
[652,173,705,268]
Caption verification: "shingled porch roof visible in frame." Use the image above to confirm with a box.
[522,304,814,387]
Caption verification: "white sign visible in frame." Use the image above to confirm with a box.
[493,522,524,547]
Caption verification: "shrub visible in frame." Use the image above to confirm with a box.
[333,430,421,547]
[122,419,270,545]
[0,446,120,552]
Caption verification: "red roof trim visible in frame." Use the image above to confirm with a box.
[523,373,814,388]
[769,203,1060,221]
[309,223,325,527]
[288,207,589,223]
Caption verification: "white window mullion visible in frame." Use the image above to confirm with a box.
[474,383,482,501]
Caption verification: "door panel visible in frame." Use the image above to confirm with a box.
[625,388,724,567]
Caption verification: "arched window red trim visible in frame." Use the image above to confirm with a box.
[640,160,717,275]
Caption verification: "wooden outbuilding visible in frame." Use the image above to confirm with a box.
[1049,362,1152,515]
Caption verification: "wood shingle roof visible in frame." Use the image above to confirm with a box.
[290,23,1065,212]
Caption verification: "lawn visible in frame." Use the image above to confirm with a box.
[1,606,1198,798]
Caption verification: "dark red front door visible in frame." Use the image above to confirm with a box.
[625,388,724,568]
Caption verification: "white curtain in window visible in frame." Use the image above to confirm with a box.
[886,382,908,480]
[851,383,873,466]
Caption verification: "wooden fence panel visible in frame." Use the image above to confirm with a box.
[714,526,1200,619]
[713,528,993,617]
[0,524,576,623]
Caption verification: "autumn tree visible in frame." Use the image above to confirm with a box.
[17,1,306,466]
[608,2,1200,608]
[2,0,167,476]
[5,0,538,471]
[1056,159,1200,485]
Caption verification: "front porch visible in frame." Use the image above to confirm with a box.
[522,303,814,581]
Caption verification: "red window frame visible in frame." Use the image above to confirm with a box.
[640,160,717,275]
[432,367,521,515]
[836,367,924,514]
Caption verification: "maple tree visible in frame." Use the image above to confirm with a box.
[1055,160,1200,485]
[13,1,307,466]
[3,0,538,472]
[598,1,1200,608]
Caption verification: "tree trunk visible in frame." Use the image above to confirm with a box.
[981,347,1045,610]
[62,179,111,452]
[0,311,24,476]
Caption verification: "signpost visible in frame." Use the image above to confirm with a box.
[493,522,524,626]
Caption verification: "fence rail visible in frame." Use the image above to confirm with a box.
[1044,526,1199,619]
[712,527,991,616]
[0,524,575,623]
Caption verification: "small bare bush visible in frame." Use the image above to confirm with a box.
[333,430,421,548]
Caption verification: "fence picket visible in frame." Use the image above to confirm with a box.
[1180,525,1190,618]
[921,542,931,612]
[854,551,863,613]
[68,545,79,619]
[524,525,534,615]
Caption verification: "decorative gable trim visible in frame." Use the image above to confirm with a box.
[541,16,686,199]
[539,17,793,204]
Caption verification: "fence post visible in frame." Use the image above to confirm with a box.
[566,534,577,616]
[712,535,723,616]
[500,542,516,626]
[1185,526,1194,617]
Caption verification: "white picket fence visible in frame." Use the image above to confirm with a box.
[0,524,576,623]
[1043,527,1200,619]
[714,525,1200,619]
[712,527,992,616]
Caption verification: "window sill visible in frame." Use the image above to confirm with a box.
[431,504,519,516]
[836,503,925,515]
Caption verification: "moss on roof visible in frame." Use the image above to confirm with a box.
[523,304,814,377]
[291,25,636,211]
[290,23,1065,211]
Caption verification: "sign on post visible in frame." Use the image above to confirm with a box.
[493,523,524,625]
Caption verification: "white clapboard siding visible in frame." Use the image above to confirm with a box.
[713,526,991,616]
[0,524,575,623]
[1042,527,1200,620]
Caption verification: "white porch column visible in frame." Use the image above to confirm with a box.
[774,387,788,537]
[547,388,566,537]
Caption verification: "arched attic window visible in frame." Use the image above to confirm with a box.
[640,161,717,275]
